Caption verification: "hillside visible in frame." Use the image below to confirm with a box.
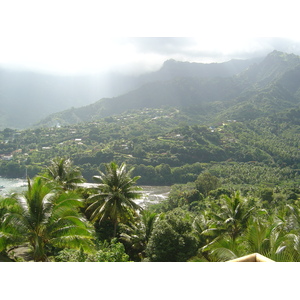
[0,57,258,130]
[2,103,300,186]
[137,57,261,84]
[36,51,300,128]
[2,50,300,190]
[37,76,247,127]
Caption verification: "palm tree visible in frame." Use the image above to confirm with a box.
[209,191,254,241]
[191,212,221,261]
[200,235,246,262]
[201,210,294,262]
[42,157,85,190]
[86,162,143,237]
[120,210,158,260]
[283,204,300,261]
[0,197,26,261]
[193,192,254,261]
[245,217,292,261]
[0,176,95,261]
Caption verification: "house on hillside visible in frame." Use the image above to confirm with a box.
[1,155,13,161]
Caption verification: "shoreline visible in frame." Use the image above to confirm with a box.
[0,178,171,204]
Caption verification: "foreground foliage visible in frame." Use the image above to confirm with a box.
[0,176,94,261]
[2,158,300,262]
[86,162,143,237]
[54,239,130,262]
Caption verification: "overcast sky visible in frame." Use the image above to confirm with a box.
[1,0,300,75]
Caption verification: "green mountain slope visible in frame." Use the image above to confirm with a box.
[2,50,300,189]
[3,104,300,187]
[37,51,300,128]
[37,76,247,127]
[0,57,257,129]
[239,50,300,87]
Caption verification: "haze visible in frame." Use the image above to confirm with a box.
[1,1,300,76]
[1,0,300,130]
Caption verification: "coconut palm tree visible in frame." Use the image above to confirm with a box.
[86,162,143,237]
[283,204,300,261]
[42,157,85,191]
[191,212,221,261]
[120,210,158,260]
[193,192,255,261]
[0,176,95,261]
[201,211,294,262]
[245,218,293,261]
[200,235,246,262]
[209,191,254,241]
[0,197,26,261]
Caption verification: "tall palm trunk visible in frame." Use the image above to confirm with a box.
[32,235,47,262]
[113,220,118,238]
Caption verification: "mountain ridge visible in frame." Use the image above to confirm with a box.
[36,51,300,128]
[0,57,262,129]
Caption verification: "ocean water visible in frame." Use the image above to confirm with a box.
[0,177,27,196]
[0,178,170,205]
[138,185,170,207]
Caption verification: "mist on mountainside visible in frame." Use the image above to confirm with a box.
[36,50,300,128]
[0,57,261,129]
[0,69,140,129]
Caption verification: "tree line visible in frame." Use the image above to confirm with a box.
[2,107,300,186]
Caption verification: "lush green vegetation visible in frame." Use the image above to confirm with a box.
[2,158,300,262]
[2,106,300,189]
[2,51,300,189]
[0,160,140,261]
[135,180,300,262]
[2,50,300,261]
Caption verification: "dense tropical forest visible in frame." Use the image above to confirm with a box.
[1,157,300,262]
[1,50,300,261]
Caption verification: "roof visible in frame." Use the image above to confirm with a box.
[227,253,274,262]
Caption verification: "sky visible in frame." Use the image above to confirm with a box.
[1,0,300,75]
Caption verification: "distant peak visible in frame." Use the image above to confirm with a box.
[162,59,181,66]
[165,58,177,63]
[266,50,300,61]
[160,59,191,72]
[269,50,285,55]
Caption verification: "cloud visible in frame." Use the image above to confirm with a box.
[260,38,300,54]
[127,38,195,55]
[0,0,300,74]
[120,37,268,72]
[3,34,300,76]
[125,37,300,68]
[1,0,300,76]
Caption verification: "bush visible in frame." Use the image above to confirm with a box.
[195,172,220,197]
[145,209,198,261]
[54,239,130,262]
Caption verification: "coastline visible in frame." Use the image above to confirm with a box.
[0,178,170,204]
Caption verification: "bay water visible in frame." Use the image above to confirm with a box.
[0,177,170,206]
[0,177,27,196]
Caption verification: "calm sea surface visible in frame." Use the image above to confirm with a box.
[0,177,170,205]
[0,177,27,196]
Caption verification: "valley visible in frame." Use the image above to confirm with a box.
[2,50,300,262]
[1,51,300,189]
